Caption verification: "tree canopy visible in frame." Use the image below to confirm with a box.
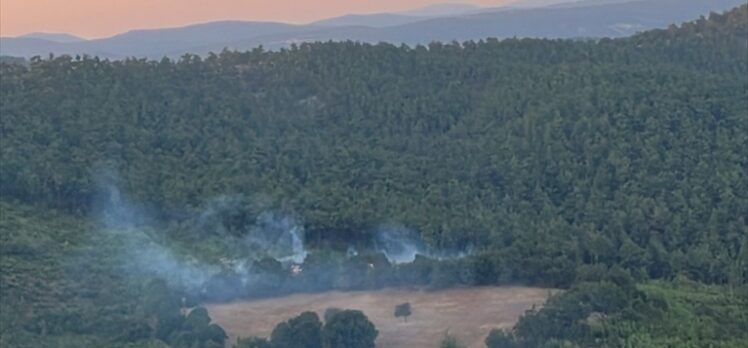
[322,310,378,348]
[1,7,746,291]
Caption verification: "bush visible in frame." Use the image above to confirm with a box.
[439,333,465,348]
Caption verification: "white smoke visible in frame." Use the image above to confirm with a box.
[346,246,359,258]
[373,226,427,264]
[91,168,473,300]
[373,225,473,264]
[95,172,218,292]
[195,195,308,264]
[93,170,308,295]
[247,211,307,265]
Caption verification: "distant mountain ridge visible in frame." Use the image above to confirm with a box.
[312,14,425,28]
[311,3,484,28]
[398,3,482,16]
[1,0,743,59]
[18,32,86,43]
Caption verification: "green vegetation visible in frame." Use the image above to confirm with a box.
[1,5,746,348]
[238,310,377,348]
[490,279,748,348]
[322,310,378,348]
[0,201,225,347]
[625,281,748,347]
[235,336,272,348]
[440,333,466,348]
[0,56,26,66]
[270,311,323,348]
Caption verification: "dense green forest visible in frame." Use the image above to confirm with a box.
[1,5,747,348]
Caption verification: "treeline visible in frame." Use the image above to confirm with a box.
[235,309,378,348]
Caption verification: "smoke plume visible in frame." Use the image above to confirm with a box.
[93,171,218,292]
[373,225,472,264]
[89,169,473,302]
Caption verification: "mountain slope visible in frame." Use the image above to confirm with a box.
[311,13,425,28]
[85,21,301,58]
[398,3,482,17]
[0,0,743,58]
[0,37,88,57]
[367,0,745,42]
[2,6,745,279]
[18,32,86,43]
[163,0,748,56]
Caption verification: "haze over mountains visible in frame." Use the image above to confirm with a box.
[1,0,743,59]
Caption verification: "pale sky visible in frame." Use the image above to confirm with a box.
[0,0,512,39]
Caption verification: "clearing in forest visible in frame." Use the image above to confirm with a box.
[206,286,554,348]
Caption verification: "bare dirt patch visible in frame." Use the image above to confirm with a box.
[206,286,554,348]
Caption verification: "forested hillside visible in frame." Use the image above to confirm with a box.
[1,5,747,348]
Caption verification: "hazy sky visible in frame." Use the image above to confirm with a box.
[1,0,512,39]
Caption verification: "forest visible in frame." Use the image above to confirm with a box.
[0,4,747,348]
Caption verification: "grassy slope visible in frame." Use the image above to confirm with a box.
[0,200,153,347]
[616,281,748,347]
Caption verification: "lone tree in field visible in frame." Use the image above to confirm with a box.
[394,302,412,322]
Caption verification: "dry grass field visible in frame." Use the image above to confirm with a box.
[206,286,554,348]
